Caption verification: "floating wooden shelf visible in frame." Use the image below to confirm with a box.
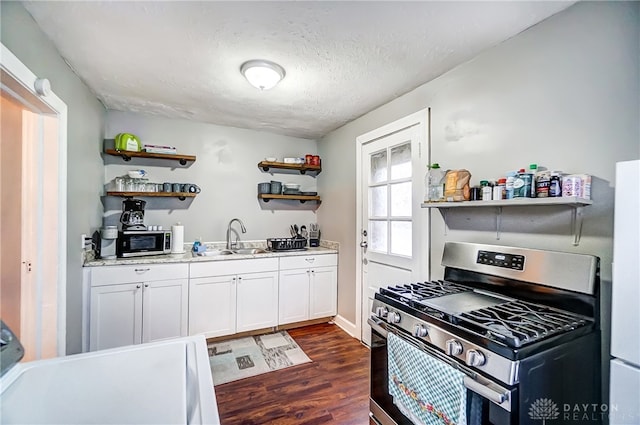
[258,161,322,176]
[258,193,321,204]
[104,148,196,166]
[106,191,196,201]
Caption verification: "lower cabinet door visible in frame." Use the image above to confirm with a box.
[310,266,337,319]
[189,275,237,338]
[90,283,143,351]
[142,278,188,343]
[236,271,278,333]
[278,268,310,325]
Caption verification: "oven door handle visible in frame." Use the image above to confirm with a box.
[463,376,506,404]
[368,317,388,338]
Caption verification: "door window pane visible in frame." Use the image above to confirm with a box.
[390,143,411,180]
[370,186,388,217]
[390,182,411,217]
[370,150,387,184]
[390,221,412,257]
[369,220,388,253]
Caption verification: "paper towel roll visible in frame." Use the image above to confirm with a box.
[171,223,185,253]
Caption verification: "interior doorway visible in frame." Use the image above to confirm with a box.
[355,109,430,345]
[1,43,68,359]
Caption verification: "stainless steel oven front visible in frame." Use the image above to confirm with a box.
[368,318,516,425]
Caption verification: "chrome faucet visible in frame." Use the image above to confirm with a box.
[226,218,247,250]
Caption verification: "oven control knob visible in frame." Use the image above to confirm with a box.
[466,349,486,367]
[413,324,428,338]
[446,339,463,356]
[386,311,401,324]
[375,306,388,318]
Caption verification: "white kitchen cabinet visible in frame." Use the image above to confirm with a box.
[278,254,338,325]
[188,258,279,337]
[88,264,189,351]
[309,266,338,319]
[189,275,237,338]
[279,268,311,324]
[236,271,278,332]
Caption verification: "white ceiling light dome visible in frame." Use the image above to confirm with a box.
[240,60,286,90]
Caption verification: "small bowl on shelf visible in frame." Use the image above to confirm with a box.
[283,183,300,191]
[264,157,278,162]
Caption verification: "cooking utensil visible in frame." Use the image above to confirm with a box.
[300,225,308,239]
[294,224,299,236]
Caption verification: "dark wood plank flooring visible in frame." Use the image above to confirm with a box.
[215,323,370,425]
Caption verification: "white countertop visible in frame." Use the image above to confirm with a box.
[84,241,338,267]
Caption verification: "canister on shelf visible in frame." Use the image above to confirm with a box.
[536,171,551,198]
[494,178,506,200]
[480,180,492,201]
[549,172,562,197]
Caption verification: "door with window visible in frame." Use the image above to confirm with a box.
[357,110,428,345]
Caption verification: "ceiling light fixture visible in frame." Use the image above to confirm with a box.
[240,60,286,90]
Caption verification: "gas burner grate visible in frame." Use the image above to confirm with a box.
[457,301,593,348]
[379,280,472,303]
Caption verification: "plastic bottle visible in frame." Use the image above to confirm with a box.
[505,172,516,199]
[549,172,562,197]
[528,164,539,198]
[480,180,492,201]
[494,178,506,200]
[424,163,446,202]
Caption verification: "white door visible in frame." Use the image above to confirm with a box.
[357,110,429,345]
[279,269,310,325]
[310,266,337,319]
[90,283,142,351]
[142,278,188,343]
[236,271,278,332]
[188,275,237,338]
[1,43,67,359]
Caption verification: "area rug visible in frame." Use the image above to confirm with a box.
[207,330,312,386]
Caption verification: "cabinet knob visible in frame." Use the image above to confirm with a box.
[136,284,141,289]
[134,268,150,273]
[144,284,149,288]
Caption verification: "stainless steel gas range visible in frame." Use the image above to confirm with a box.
[369,242,601,425]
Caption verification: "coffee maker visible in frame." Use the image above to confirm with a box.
[94,226,118,259]
[120,199,146,230]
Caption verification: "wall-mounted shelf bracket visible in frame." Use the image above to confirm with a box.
[571,206,585,246]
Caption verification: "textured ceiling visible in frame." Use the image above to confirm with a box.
[22,1,574,140]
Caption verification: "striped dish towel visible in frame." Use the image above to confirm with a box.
[388,332,467,425]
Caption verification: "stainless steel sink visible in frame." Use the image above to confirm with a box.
[192,249,234,257]
[232,248,268,255]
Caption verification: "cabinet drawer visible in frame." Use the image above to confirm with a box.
[90,263,189,286]
[189,257,279,278]
[279,253,337,270]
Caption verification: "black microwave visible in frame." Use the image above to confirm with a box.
[117,230,172,258]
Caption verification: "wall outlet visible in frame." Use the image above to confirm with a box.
[81,234,86,250]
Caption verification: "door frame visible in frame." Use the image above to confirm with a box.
[1,43,68,356]
[354,108,429,342]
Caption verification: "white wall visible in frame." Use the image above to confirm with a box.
[318,1,640,326]
[105,111,319,243]
[1,2,106,355]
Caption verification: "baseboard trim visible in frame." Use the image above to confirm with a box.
[332,314,358,339]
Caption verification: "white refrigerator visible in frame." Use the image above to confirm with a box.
[610,159,640,425]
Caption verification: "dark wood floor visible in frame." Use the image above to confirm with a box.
[214,323,371,425]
